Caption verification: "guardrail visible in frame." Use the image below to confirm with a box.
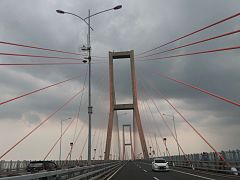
[0,160,112,177]
[167,160,240,175]
[0,161,122,180]
[139,158,239,176]
[164,149,240,176]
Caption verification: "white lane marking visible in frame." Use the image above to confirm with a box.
[107,163,127,180]
[153,177,159,180]
[171,169,216,180]
[143,169,148,172]
[139,166,141,168]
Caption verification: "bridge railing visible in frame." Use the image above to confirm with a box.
[164,149,240,175]
[0,160,122,180]
[0,160,113,178]
[0,160,29,177]
[139,149,240,175]
[167,160,239,174]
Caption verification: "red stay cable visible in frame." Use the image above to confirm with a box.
[0,62,84,66]
[139,29,240,58]
[137,12,240,56]
[43,117,76,160]
[0,88,85,160]
[150,96,191,163]
[138,45,240,62]
[0,52,84,61]
[0,75,81,106]
[155,72,240,107]
[140,83,191,163]
[0,40,85,56]
[151,87,226,162]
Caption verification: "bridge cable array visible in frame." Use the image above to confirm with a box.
[137,12,240,56]
[0,75,82,106]
[154,72,240,108]
[0,40,86,56]
[43,68,88,160]
[138,29,240,59]
[0,52,85,61]
[141,75,226,162]
[137,45,240,62]
[0,87,85,160]
[139,84,191,163]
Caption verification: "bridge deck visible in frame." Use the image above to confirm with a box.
[110,161,239,180]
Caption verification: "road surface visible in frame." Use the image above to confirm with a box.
[109,161,240,180]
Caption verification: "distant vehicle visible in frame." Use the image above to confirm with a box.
[152,158,169,172]
[27,161,58,173]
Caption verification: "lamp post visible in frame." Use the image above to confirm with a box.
[163,113,180,156]
[69,142,74,161]
[152,149,155,157]
[93,148,96,160]
[56,5,122,165]
[59,117,71,166]
[149,146,152,158]
[163,138,167,157]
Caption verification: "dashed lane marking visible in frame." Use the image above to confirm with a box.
[143,169,148,172]
[153,177,159,180]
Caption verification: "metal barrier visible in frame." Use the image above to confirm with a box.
[0,161,122,180]
[0,160,112,177]
[138,149,240,176]
[164,149,240,175]
[167,160,240,175]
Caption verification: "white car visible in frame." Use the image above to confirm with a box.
[152,158,169,172]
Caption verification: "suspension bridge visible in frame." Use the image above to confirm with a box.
[0,4,240,180]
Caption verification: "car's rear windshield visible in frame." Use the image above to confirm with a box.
[28,163,43,167]
[155,159,166,163]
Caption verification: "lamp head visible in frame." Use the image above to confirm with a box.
[113,5,122,10]
[56,10,65,14]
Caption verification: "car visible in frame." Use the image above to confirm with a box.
[152,158,169,172]
[27,161,58,173]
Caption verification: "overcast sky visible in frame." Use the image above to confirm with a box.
[0,0,240,161]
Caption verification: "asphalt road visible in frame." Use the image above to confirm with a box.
[109,161,240,180]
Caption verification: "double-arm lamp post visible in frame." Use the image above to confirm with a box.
[56,5,122,165]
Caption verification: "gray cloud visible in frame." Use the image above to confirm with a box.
[0,0,240,160]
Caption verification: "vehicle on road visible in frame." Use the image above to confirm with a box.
[27,161,58,173]
[152,158,169,172]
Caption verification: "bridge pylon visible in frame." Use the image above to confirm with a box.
[122,124,135,160]
[104,50,149,160]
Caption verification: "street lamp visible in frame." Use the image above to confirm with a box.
[152,150,155,157]
[56,5,122,165]
[93,148,96,160]
[59,117,71,166]
[163,137,168,158]
[163,113,180,156]
[149,146,152,158]
[69,142,74,161]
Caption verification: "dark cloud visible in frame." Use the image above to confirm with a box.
[0,0,240,160]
